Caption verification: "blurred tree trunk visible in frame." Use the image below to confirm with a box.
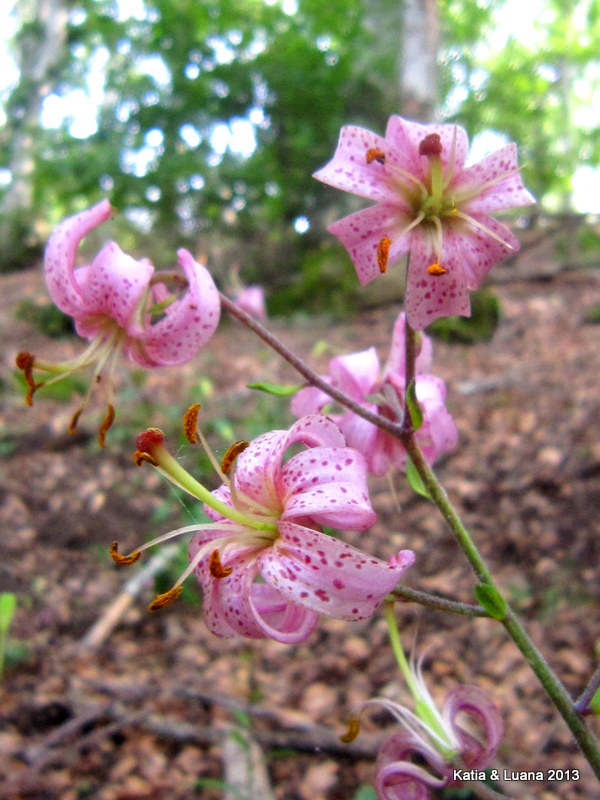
[0,0,68,270]
[399,0,439,122]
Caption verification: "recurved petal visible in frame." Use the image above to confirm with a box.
[130,249,221,367]
[189,536,318,643]
[44,199,115,318]
[329,347,380,401]
[290,384,332,417]
[279,446,376,530]
[383,312,434,378]
[444,685,503,769]
[375,732,450,800]
[313,125,403,204]
[72,241,154,337]
[259,522,414,621]
[455,143,536,213]
[328,204,413,285]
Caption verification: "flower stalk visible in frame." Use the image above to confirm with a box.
[224,291,600,778]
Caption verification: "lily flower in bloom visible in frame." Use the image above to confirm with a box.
[114,412,414,644]
[291,313,457,476]
[15,200,220,445]
[314,116,535,329]
[345,657,503,799]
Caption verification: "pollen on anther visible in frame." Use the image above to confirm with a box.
[340,716,361,743]
[427,263,448,276]
[221,440,249,475]
[98,403,115,447]
[209,549,233,578]
[68,407,83,435]
[110,541,141,566]
[133,449,159,467]
[377,236,391,273]
[366,147,386,165]
[183,403,202,444]
[16,351,43,406]
[148,586,183,611]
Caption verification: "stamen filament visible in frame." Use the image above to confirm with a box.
[452,209,514,249]
[143,441,278,532]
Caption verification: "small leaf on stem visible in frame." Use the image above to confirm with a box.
[474,583,507,620]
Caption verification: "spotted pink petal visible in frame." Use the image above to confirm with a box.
[451,216,519,289]
[189,535,319,643]
[405,231,471,331]
[457,143,536,214]
[71,241,154,338]
[126,249,221,367]
[385,115,470,176]
[258,521,414,620]
[44,199,118,318]
[444,685,504,769]
[279,446,376,530]
[328,203,413,286]
[232,415,348,512]
[313,125,403,204]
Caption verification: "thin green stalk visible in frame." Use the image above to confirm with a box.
[401,318,600,778]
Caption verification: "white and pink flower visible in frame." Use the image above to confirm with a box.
[292,314,457,476]
[16,200,220,443]
[314,116,534,329]
[117,415,414,644]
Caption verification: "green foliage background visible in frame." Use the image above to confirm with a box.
[1,0,598,308]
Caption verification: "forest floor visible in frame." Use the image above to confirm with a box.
[1,230,600,800]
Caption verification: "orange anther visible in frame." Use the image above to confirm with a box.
[98,403,115,447]
[133,450,159,467]
[366,148,386,165]
[68,407,83,435]
[377,236,391,274]
[183,403,202,444]
[15,351,43,405]
[110,541,141,566]
[427,263,448,276]
[340,716,361,743]
[148,586,183,611]
[220,440,249,475]
[209,549,233,579]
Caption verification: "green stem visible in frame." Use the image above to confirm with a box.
[401,324,600,777]
[383,599,419,696]
[391,584,488,617]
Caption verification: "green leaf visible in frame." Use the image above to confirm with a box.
[247,381,303,397]
[474,583,507,620]
[589,686,600,715]
[0,593,16,634]
[406,457,432,500]
[352,786,377,800]
[405,380,423,430]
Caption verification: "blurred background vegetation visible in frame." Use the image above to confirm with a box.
[0,0,598,312]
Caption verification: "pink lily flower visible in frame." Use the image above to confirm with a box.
[16,199,220,444]
[232,285,267,319]
[345,654,503,800]
[373,684,504,799]
[314,115,535,329]
[291,314,457,476]
[115,414,414,644]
